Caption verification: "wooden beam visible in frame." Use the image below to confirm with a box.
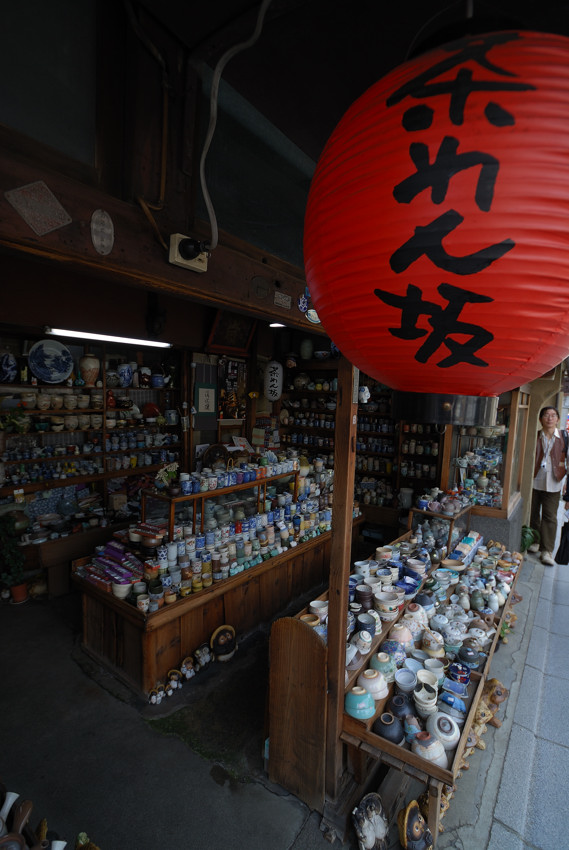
[325,356,358,799]
[0,149,316,330]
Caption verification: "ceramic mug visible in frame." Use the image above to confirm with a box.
[137,594,150,612]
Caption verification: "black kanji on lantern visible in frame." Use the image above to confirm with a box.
[374,282,494,367]
[393,136,499,211]
[386,31,534,126]
[390,210,514,276]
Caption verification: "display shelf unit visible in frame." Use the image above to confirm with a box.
[0,338,187,514]
[407,504,472,556]
[141,470,299,539]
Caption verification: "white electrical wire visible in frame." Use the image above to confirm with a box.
[199,0,274,251]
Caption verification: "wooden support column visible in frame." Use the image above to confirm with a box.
[325,357,358,799]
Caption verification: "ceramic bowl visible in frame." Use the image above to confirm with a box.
[357,669,388,701]
[112,581,132,600]
[345,686,376,720]
[374,590,399,612]
[404,658,424,675]
[394,668,417,695]
[416,669,439,690]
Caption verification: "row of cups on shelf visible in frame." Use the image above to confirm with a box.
[18,391,103,410]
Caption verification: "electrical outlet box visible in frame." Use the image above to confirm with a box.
[168,233,208,273]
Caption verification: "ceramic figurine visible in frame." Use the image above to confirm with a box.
[193,643,213,671]
[352,792,388,850]
[397,799,434,850]
[210,624,237,661]
[472,700,494,749]
[481,678,509,728]
[417,787,451,834]
[181,656,196,679]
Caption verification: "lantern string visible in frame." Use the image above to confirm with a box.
[405,0,466,60]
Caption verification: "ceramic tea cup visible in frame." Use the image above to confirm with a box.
[137,594,150,612]
[309,599,329,622]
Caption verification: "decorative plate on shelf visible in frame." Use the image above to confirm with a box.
[28,339,73,384]
[0,349,18,383]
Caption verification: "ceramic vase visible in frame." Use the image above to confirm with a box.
[372,711,405,745]
[117,362,133,387]
[411,731,449,768]
[79,352,100,387]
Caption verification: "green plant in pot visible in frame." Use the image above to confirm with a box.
[0,513,28,603]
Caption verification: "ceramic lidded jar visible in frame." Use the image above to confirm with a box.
[372,711,405,745]
[411,731,449,768]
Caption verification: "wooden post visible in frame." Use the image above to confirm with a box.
[325,357,358,799]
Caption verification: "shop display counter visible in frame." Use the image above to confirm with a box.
[72,517,364,697]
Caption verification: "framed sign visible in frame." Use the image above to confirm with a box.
[205,309,257,355]
[194,382,217,418]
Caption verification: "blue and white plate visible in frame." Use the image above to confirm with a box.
[29,339,73,384]
[0,350,18,383]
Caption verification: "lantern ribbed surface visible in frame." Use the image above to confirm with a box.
[304,31,569,395]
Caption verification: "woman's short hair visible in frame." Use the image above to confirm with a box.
[539,406,560,420]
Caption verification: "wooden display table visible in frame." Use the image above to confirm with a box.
[269,549,520,843]
[73,517,363,696]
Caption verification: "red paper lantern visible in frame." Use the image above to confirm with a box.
[304,31,569,397]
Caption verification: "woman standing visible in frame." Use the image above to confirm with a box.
[529,406,568,565]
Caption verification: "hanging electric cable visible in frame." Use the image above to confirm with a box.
[199,0,274,252]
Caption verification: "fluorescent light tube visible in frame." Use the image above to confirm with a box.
[45,327,172,348]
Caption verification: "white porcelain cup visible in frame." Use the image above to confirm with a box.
[309,599,329,622]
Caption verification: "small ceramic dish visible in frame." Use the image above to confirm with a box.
[404,658,423,675]
[442,678,469,698]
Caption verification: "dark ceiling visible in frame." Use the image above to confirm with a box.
[138,0,569,163]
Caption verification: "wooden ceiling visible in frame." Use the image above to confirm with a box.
[136,0,569,163]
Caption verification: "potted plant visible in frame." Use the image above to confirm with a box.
[0,514,28,604]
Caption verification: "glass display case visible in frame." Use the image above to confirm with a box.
[442,388,529,518]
